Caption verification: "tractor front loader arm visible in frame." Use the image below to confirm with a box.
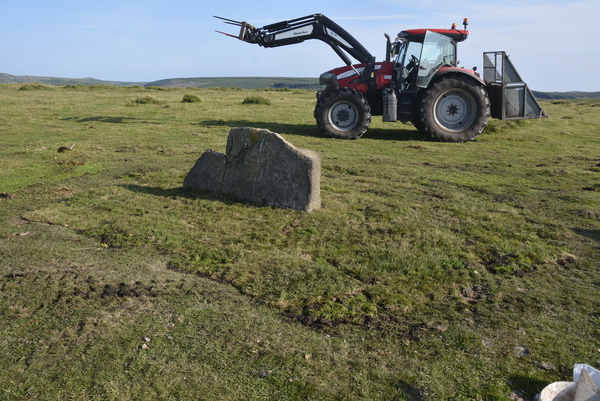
[214,14,375,67]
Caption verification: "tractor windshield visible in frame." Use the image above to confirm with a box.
[416,31,456,88]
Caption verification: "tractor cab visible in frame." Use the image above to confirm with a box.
[390,26,469,91]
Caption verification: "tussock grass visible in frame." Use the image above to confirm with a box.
[242,95,272,105]
[182,94,201,103]
[18,82,53,91]
[0,84,598,400]
[128,95,166,106]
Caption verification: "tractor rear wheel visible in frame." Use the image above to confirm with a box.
[314,87,371,139]
[415,75,490,142]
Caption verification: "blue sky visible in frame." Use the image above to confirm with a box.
[2,0,599,92]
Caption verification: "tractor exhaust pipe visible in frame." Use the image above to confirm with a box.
[384,33,392,63]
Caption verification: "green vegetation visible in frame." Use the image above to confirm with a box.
[533,90,600,99]
[0,84,598,400]
[144,76,321,90]
[18,82,54,91]
[242,95,272,105]
[128,95,166,106]
[4,72,597,97]
[0,72,147,87]
[182,94,202,103]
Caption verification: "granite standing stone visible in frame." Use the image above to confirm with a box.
[184,127,321,212]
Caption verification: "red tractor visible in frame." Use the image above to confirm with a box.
[216,14,546,142]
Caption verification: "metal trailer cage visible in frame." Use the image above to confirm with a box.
[484,51,547,120]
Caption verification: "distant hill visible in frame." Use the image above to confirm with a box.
[532,90,600,99]
[2,72,598,98]
[144,77,321,90]
[0,73,147,87]
[0,73,320,90]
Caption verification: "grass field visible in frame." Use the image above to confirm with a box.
[0,83,598,400]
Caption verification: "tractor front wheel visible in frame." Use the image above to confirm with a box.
[415,75,490,142]
[314,87,371,139]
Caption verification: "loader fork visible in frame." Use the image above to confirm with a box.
[214,16,260,43]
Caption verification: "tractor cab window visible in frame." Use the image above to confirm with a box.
[417,31,456,88]
[395,40,423,90]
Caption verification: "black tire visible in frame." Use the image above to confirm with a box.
[415,75,490,142]
[314,87,371,139]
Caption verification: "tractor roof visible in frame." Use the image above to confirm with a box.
[400,28,469,43]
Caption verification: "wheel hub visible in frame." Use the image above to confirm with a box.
[336,108,351,122]
[447,104,459,116]
[329,101,358,130]
[434,91,475,131]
